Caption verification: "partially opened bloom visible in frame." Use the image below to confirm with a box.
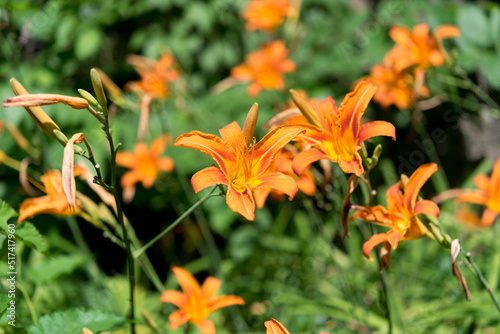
[18,168,86,224]
[291,80,396,177]
[388,23,460,71]
[353,163,439,269]
[265,318,329,334]
[174,104,304,220]
[456,158,500,226]
[231,41,295,96]
[161,266,245,334]
[242,0,293,32]
[116,135,175,193]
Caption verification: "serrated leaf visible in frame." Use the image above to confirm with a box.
[28,308,125,334]
[0,294,10,319]
[457,5,490,47]
[0,201,47,253]
[75,27,104,60]
[27,254,86,285]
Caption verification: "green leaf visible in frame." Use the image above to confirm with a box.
[74,27,104,60]
[457,5,490,47]
[0,201,47,253]
[28,308,125,334]
[479,52,500,89]
[0,294,10,319]
[27,254,86,285]
[490,6,500,51]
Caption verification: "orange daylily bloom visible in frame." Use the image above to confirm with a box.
[291,80,396,177]
[353,163,440,268]
[365,64,429,110]
[388,23,460,71]
[253,145,316,207]
[127,53,179,100]
[18,167,86,224]
[242,0,293,32]
[231,41,296,97]
[161,266,245,334]
[116,135,175,191]
[456,158,500,226]
[265,318,329,334]
[174,104,304,220]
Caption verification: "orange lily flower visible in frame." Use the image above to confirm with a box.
[242,0,293,32]
[388,23,460,71]
[291,80,396,177]
[231,41,295,97]
[161,266,245,334]
[116,135,174,192]
[456,158,500,226]
[253,145,316,207]
[353,163,440,268]
[18,167,86,224]
[265,318,329,334]
[127,53,179,100]
[365,64,429,110]
[174,104,304,220]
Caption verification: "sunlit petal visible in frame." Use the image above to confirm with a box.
[201,276,222,301]
[172,266,201,295]
[414,199,439,218]
[358,121,396,144]
[226,185,255,220]
[191,167,228,193]
[253,172,298,200]
[403,163,438,211]
[208,295,245,313]
[160,290,186,307]
[197,320,216,334]
[292,148,328,176]
[362,233,387,260]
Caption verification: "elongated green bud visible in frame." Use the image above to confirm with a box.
[90,68,108,116]
[78,89,100,107]
[243,103,258,147]
[290,89,321,127]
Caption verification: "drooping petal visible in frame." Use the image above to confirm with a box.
[386,229,404,249]
[219,121,245,152]
[456,191,488,205]
[265,319,291,334]
[208,295,245,313]
[338,80,377,138]
[201,276,222,301]
[380,241,392,272]
[172,266,201,295]
[120,170,142,188]
[253,172,298,200]
[362,233,387,260]
[18,195,73,224]
[253,188,271,208]
[191,167,228,193]
[251,125,304,175]
[292,148,328,176]
[403,163,438,212]
[169,310,190,330]
[352,205,391,227]
[338,153,364,176]
[226,185,255,220]
[196,320,216,334]
[482,208,498,226]
[160,290,186,307]
[414,199,440,218]
[434,25,460,40]
[174,131,235,175]
[358,121,396,144]
[62,133,85,211]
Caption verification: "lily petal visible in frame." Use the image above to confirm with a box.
[196,320,216,334]
[208,295,245,313]
[338,153,364,176]
[403,163,438,211]
[386,229,404,250]
[339,80,376,138]
[201,276,222,301]
[414,199,440,218]
[191,167,228,193]
[292,148,328,175]
[315,96,339,133]
[158,157,175,172]
[226,185,255,220]
[253,172,298,200]
[482,208,498,226]
[219,121,245,152]
[116,151,137,169]
[358,120,396,144]
[434,25,460,40]
[172,266,201,295]
[160,290,185,307]
[169,310,190,330]
[362,233,387,260]
[265,319,291,334]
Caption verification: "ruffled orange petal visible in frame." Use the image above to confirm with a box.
[403,163,438,212]
[265,319,290,334]
[352,205,391,226]
[339,80,376,138]
[338,153,363,176]
[191,167,228,194]
[358,121,396,144]
[172,266,201,295]
[160,290,186,307]
[201,276,222,301]
[169,310,190,330]
[219,121,245,152]
[414,199,440,218]
[292,148,328,176]
[362,233,387,260]
[226,185,255,220]
[208,295,245,313]
[253,172,298,200]
[316,97,339,133]
[196,319,215,334]
[18,196,72,224]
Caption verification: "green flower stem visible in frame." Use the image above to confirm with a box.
[132,186,220,259]
[17,279,37,324]
[104,120,136,334]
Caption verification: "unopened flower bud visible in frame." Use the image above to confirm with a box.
[78,89,100,107]
[290,89,321,127]
[90,68,108,116]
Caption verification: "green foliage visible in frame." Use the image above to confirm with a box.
[27,254,87,285]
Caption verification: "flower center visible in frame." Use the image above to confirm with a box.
[184,293,210,324]
[137,155,159,178]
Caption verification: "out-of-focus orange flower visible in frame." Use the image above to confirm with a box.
[456,158,500,226]
[265,319,329,334]
[174,104,304,220]
[231,41,295,97]
[161,266,245,334]
[353,163,439,269]
[116,135,175,191]
[253,145,316,207]
[291,80,396,177]
[18,167,86,224]
[388,23,460,71]
[127,53,179,100]
[455,205,484,229]
[242,0,293,32]
[365,64,429,110]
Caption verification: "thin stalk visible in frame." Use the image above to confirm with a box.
[104,120,136,334]
[133,186,220,259]
[17,279,37,324]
